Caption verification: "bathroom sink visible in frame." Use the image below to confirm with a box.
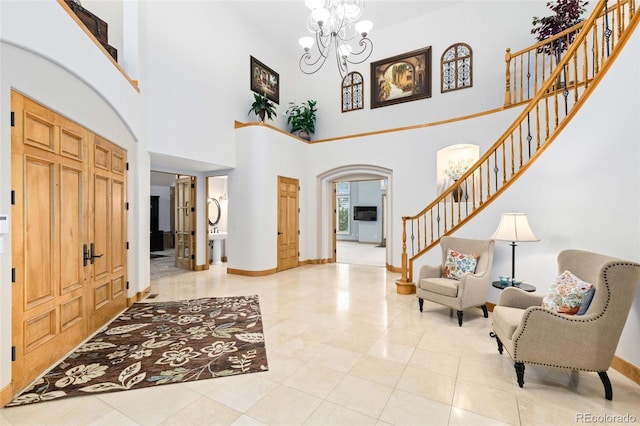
[208,232,227,241]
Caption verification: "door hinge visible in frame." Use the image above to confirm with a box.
[190,183,195,189]
[11,346,16,362]
[298,208,300,213]
[125,202,129,210]
[126,162,129,171]
[298,252,300,257]
[12,268,16,283]
[11,190,15,205]
[298,230,300,235]
[11,111,15,127]
[190,207,195,212]
[191,255,195,260]
[190,231,195,236]
[126,281,129,290]
[126,241,129,250]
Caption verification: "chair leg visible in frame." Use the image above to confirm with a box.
[515,362,525,387]
[457,310,463,326]
[418,298,424,312]
[496,336,503,354]
[481,304,488,318]
[598,371,613,400]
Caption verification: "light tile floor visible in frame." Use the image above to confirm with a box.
[2,244,639,425]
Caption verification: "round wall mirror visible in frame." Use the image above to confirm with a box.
[208,197,221,226]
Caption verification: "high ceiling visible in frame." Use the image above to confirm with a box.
[150,1,459,173]
[227,1,459,56]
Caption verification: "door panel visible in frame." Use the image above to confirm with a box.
[11,93,89,392]
[175,176,195,270]
[277,176,299,272]
[11,91,127,394]
[90,134,127,329]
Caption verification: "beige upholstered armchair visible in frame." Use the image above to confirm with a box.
[491,249,640,400]
[416,236,495,326]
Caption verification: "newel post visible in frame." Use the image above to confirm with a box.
[504,48,512,106]
[395,216,416,294]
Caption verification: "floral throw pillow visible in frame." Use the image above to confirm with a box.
[442,249,479,280]
[541,270,594,315]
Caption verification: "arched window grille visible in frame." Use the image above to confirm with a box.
[441,43,472,92]
[341,72,364,112]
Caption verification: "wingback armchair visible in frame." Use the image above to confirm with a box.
[416,236,495,326]
[491,249,640,400]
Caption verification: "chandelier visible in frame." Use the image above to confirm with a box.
[298,0,373,78]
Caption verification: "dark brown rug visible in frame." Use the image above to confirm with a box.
[7,295,268,407]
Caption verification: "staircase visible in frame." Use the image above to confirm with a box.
[396,0,639,294]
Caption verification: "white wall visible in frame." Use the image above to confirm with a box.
[150,185,171,231]
[141,1,298,170]
[294,1,558,140]
[228,125,308,272]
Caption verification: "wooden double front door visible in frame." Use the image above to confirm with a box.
[11,92,128,393]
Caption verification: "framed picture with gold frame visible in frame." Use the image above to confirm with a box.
[250,56,279,104]
[370,47,432,108]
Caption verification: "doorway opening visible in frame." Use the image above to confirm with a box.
[318,165,393,269]
[206,175,229,266]
[150,171,197,279]
[335,179,387,267]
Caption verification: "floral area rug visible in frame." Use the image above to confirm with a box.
[8,295,268,407]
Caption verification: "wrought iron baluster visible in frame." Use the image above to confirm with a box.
[410,220,415,257]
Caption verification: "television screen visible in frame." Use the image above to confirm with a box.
[353,206,377,221]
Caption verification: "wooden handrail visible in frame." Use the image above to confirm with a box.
[397,0,638,287]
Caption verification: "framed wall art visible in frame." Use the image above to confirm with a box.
[250,56,279,104]
[370,47,432,109]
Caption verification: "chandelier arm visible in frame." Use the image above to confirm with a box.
[316,30,331,55]
[299,50,330,75]
[343,37,373,65]
[335,37,349,78]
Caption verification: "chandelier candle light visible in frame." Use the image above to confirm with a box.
[299,0,373,78]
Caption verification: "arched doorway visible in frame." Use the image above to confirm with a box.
[317,165,393,268]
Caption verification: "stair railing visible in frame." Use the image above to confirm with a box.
[397,0,637,288]
[505,0,635,106]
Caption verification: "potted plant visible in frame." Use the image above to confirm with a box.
[531,0,589,59]
[248,92,277,122]
[285,100,317,141]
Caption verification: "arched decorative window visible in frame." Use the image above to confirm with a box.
[341,71,364,112]
[441,43,472,92]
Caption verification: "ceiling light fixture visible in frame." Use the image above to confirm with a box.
[298,0,373,78]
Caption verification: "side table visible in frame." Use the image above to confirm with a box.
[492,281,536,292]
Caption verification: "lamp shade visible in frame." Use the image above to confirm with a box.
[491,212,539,242]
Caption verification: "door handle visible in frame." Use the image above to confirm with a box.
[83,244,90,267]
[89,243,103,264]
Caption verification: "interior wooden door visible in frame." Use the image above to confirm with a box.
[11,91,128,394]
[175,176,195,270]
[277,176,299,272]
[89,134,128,330]
[11,92,90,392]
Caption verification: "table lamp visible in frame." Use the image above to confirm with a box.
[491,212,539,281]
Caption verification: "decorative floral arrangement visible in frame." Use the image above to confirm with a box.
[444,158,475,181]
